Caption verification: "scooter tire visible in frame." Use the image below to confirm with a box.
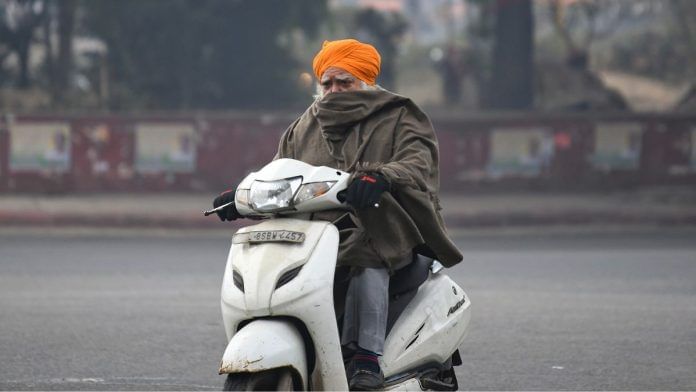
[223,368,296,391]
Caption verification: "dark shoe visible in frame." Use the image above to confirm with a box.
[349,368,384,391]
[344,358,355,383]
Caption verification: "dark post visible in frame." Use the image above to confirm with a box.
[56,0,77,99]
[488,0,534,110]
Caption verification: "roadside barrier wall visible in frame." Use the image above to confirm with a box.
[1,111,694,192]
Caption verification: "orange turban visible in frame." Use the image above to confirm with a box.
[312,39,381,85]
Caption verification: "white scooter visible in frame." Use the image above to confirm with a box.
[204,159,471,391]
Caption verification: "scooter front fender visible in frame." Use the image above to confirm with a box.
[219,319,308,389]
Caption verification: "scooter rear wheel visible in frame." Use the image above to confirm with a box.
[223,368,296,391]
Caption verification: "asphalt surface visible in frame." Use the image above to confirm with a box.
[0,227,695,390]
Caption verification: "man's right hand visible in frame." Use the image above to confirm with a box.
[212,190,242,221]
[345,172,390,209]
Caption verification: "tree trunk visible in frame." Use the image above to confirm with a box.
[488,0,534,110]
[670,0,696,78]
[44,3,56,104]
[56,0,76,97]
[16,41,31,88]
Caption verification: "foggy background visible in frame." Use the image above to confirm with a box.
[1,1,696,391]
[0,0,695,194]
[0,0,695,112]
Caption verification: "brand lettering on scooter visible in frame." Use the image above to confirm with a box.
[447,296,466,317]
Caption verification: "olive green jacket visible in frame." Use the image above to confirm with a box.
[275,89,462,270]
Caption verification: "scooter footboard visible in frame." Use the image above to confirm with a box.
[219,319,308,389]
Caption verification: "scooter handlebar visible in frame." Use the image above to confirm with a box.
[203,201,235,217]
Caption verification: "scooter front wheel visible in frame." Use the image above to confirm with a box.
[223,368,296,391]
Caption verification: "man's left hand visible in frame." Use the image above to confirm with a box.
[213,190,242,221]
[345,173,390,209]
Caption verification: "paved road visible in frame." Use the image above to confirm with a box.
[1,227,695,390]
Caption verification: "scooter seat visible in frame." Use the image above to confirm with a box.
[389,254,432,297]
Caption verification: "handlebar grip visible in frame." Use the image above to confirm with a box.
[335,191,379,208]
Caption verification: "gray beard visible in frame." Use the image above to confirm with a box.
[313,81,381,101]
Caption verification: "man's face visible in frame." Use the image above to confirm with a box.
[320,67,362,95]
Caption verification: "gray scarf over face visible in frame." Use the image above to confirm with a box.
[275,89,462,270]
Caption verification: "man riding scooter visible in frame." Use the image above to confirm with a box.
[213,38,463,391]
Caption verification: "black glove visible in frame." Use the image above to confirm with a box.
[345,173,390,209]
[212,190,242,221]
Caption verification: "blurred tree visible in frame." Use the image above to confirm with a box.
[353,8,408,91]
[0,0,45,88]
[437,44,465,103]
[462,0,495,106]
[466,0,495,41]
[550,0,593,67]
[54,0,75,99]
[0,36,9,85]
[669,0,696,78]
[40,0,76,105]
[600,1,695,85]
[83,0,327,110]
[489,0,534,109]
[548,0,625,69]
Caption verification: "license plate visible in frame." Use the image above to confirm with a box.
[233,230,305,244]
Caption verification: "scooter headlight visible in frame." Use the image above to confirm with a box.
[293,181,337,205]
[249,177,302,212]
[235,189,250,207]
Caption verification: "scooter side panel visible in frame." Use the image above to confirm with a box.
[381,273,471,378]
